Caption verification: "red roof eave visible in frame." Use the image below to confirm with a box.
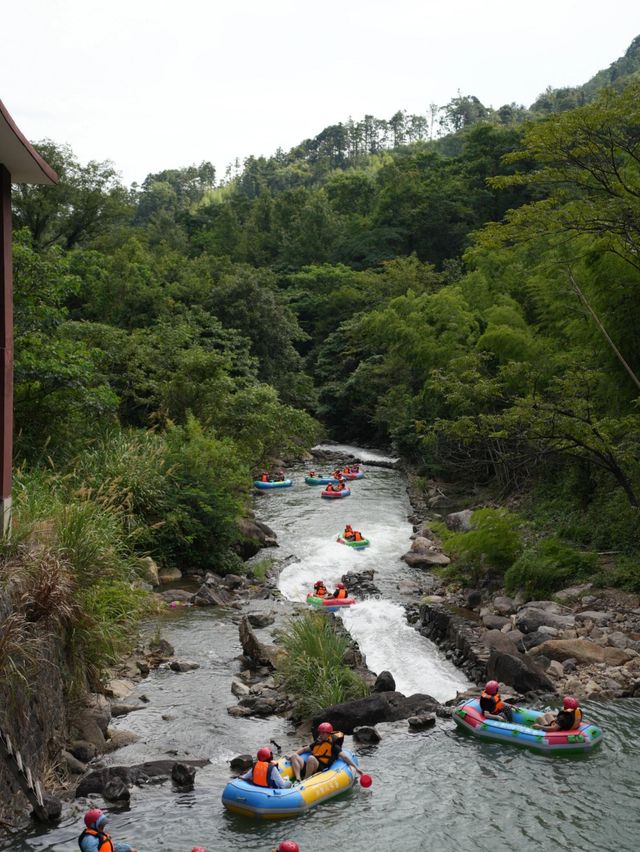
[0,99,58,185]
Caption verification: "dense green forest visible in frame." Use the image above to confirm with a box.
[4,36,640,683]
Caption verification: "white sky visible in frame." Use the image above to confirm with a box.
[2,0,640,186]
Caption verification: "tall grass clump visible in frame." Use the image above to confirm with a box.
[277,612,369,717]
[504,537,598,600]
[443,507,523,586]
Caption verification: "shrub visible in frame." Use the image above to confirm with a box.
[597,556,640,594]
[447,508,523,576]
[277,612,369,717]
[504,537,598,600]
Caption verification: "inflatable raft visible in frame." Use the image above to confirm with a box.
[453,699,603,752]
[307,594,356,611]
[254,479,293,489]
[321,487,351,499]
[305,475,339,486]
[337,535,369,549]
[221,751,359,819]
[340,470,364,480]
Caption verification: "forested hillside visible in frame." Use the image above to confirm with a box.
[4,37,640,687]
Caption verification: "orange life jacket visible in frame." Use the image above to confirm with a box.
[78,828,115,852]
[335,588,347,599]
[353,531,363,541]
[251,759,275,787]
[260,473,269,482]
[315,585,327,596]
[311,739,335,766]
[480,690,505,714]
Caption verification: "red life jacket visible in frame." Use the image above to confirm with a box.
[315,585,327,597]
[78,828,115,852]
[260,473,269,482]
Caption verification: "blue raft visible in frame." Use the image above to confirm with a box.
[453,699,603,752]
[254,479,293,489]
[221,751,359,819]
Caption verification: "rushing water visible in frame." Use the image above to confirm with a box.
[7,452,640,852]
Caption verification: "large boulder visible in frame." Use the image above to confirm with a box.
[493,596,516,616]
[575,611,614,627]
[373,671,396,692]
[445,510,474,532]
[138,556,160,587]
[192,583,234,607]
[530,639,634,666]
[239,616,284,669]
[312,692,440,734]
[342,569,379,597]
[235,517,278,559]
[75,759,208,797]
[402,550,450,568]
[486,649,554,693]
[515,608,575,634]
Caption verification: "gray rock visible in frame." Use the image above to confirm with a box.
[493,595,516,616]
[231,678,251,698]
[62,750,86,774]
[32,794,62,824]
[562,658,578,672]
[103,777,130,802]
[482,614,511,630]
[147,637,175,658]
[608,631,630,650]
[69,740,98,763]
[227,705,252,718]
[486,649,554,693]
[248,612,275,629]
[158,589,193,604]
[172,762,196,789]
[353,726,382,744]
[373,671,396,692]
[169,660,200,672]
[408,713,436,730]
[445,509,474,532]
[230,754,254,772]
[239,616,283,668]
[515,608,575,634]
[575,611,613,626]
[312,692,440,734]
[192,584,234,607]
[104,730,140,752]
[402,550,451,567]
[466,590,483,609]
[555,583,593,602]
[546,660,564,679]
[110,702,146,717]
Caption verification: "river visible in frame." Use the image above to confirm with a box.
[6,449,640,851]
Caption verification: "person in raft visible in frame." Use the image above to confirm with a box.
[308,470,317,477]
[289,722,363,782]
[241,747,292,789]
[331,581,348,599]
[313,580,328,597]
[260,471,269,482]
[274,469,286,481]
[533,696,582,731]
[342,524,364,541]
[79,809,138,852]
[326,481,346,493]
[479,680,513,722]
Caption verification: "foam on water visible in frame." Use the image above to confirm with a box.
[340,599,470,700]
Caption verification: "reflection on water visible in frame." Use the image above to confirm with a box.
[7,458,640,852]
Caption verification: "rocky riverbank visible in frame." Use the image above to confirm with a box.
[402,478,640,702]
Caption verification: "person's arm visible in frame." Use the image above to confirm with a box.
[114,843,136,852]
[269,766,292,788]
[79,836,100,852]
[338,750,363,775]
[240,767,253,781]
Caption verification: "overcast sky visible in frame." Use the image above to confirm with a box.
[3,1,639,186]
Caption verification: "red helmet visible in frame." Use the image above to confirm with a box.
[484,680,499,695]
[314,580,324,587]
[84,808,104,828]
[337,582,346,589]
[345,524,352,529]
[278,843,300,852]
[563,696,578,710]
[257,746,273,761]
[317,722,333,734]
[192,848,207,852]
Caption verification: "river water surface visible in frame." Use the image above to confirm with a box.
[7,450,640,851]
